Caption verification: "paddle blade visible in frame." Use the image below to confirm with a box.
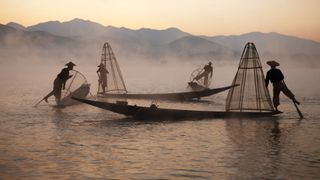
[293,101,304,119]
[33,98,44,107]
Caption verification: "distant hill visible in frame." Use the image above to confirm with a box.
[0,24,81,63]
[25,18,190,45]
[0,24,74,46]
[164,36,237,61]
[2,18,320,66]
[204,32,320,61]
[27,18,108,37]
[6,22,26,30]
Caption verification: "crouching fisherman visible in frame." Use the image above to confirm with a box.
[43,61,76,104]
[265,60,300,112]
[193,62,213,88]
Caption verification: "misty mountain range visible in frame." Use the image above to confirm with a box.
[1,18,320,65]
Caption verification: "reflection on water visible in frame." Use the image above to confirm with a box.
[0,64,320,179]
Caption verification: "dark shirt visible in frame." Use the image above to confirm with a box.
[265,68,284,87]
[57,68,72,89]
[57,68,70,82]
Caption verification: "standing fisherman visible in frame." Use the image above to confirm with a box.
[265,60,300,112]
[43,62,76,104]
[97,63,109,93]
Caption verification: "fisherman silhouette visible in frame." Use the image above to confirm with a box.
[193,62,213,87]
[265,60,300,112]
[43,61,76,104]
[97,63,109,93]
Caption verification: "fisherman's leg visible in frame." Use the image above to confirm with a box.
[53,80,63,105]
[55,96,61,104]
[54,92,61,105]
[44,78,60,102]
[43,90,54,103]
[273,87,281,111]
[204,76,208,87]
[102,81,106,93]
[282,85,300,105]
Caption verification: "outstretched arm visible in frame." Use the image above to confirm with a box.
[265,74,270,87]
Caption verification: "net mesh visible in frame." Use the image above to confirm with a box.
[189,67,212,88]
[226,42,274,112]
[60,70,90,105]
[98,42,127,93]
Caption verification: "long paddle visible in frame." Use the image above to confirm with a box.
[293,100,304,119]
[33,93,49,107]
[283,81,303,119]
[34,98,45,107]
[34,90,53,107]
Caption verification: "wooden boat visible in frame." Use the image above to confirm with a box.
[72,97,281,120]
[97,84,237,101]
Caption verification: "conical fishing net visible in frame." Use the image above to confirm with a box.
[226,42,274,112]
[98,42,127,94]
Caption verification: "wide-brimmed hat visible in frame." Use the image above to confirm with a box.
[266,60,280,66]
[65,61,76,67]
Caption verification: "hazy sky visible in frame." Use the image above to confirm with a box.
[1,0,320,41]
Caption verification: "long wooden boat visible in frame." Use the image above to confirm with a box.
[72,97,281,120]
[97,84,237,101]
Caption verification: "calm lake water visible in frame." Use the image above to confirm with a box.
[0,64,320,179]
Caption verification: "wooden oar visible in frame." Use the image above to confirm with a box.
[34,91,52,107]
[293,100,304,119]
[33,97,46,107]
[283,81,303,119]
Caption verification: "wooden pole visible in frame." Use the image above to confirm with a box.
[34,91,51,107]
[293,100,304,119]
[33,98,45,107]
[283,81,303,119]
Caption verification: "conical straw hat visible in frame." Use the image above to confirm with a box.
[266,60,280,66]
[65,61,76,67]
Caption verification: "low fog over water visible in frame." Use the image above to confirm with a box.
[1,55,320,113]
[1,56,319,98]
